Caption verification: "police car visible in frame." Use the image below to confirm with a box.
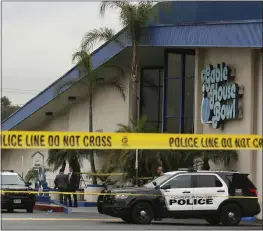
[97,169,260,226]
[1,170,36,213]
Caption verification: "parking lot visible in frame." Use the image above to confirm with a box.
[1,209,262,230]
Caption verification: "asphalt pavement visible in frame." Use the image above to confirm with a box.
[1,209,262,230]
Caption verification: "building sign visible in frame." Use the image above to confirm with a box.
[201,63,242,129]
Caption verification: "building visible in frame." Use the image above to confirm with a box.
[2,1,262,218]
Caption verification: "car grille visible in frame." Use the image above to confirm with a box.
[4,190,32,198]
[8,193,28,197]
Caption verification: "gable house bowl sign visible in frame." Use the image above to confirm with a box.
[201,63,243,129]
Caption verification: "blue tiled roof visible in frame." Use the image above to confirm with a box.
[2,2,263,130]
[155,1,263,24]
[145,21,263,47]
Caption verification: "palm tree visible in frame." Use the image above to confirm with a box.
[109,117,239,179]
[87,164,119,186]
[186,150,239,171]
[25,167,52,183]
[81,1,170,123]
[71,50,126,184]
[47,149,88,187]
[109,116,161,180]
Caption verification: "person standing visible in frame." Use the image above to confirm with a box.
[54,168,68,205]
[67,166,78,207]
[153,165,164,222]
[153,166,164,179]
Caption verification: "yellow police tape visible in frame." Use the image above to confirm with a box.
[79,172,126,176]
[1,131,262,150]
[0,190,261,199]
[79,172,152,180]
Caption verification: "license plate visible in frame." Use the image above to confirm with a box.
[13,199,21,204]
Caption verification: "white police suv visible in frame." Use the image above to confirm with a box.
[1,170,36,213]
[97,169,260,226]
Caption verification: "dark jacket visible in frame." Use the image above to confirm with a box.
[67,172,78,191]
[54,172,68,190]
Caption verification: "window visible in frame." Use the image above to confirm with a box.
[1,175,26,186]
[167,175,192,188]
[166,117,180,133]
[167,79,181,117]
[196,175,223,188]
[144,174,171,188]
[226,174,256,189]
[163,51,195,133]
[140,68,163,131]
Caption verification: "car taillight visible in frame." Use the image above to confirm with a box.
[249,188,258,197]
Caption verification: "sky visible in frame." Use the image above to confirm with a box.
[2,2,122,106]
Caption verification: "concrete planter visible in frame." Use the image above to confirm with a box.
[77,189,84,201]
[84,184,105,204]
[50,191,60,201]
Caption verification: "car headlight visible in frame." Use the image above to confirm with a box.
[115,194,129,200]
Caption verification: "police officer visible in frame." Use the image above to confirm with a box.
[54,168,68,205]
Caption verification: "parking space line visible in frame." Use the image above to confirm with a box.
[2,218,121,221]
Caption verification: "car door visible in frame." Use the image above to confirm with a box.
[193,174,228,211]
[160,174,194,211]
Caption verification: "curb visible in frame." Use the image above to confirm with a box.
[34,203,64,213]
[241,217,257,222]
[52,200,97,207]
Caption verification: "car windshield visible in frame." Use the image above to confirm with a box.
[144,175,171,188]
[1,175,26,186]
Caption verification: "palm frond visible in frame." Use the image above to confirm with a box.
[47,149,90,171]
[81,27,116,51]
[203,150,238,166]
[100,1,127,18]
[116,123,132,133]
[101,64,125,79]
[72,50,92,73]
[25,167,53,182]
[105,78,126,101]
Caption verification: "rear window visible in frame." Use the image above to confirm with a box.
[1,174,26,186]
[226,174,256,190]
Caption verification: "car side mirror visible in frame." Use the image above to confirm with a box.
[25,182,32,187]
[161,184,171,190]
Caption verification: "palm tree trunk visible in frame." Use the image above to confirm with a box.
[88,91,97,185]
[202,156,210,170]
[131,40,138,123]
[61,161,66,172]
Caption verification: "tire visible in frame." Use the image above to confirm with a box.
[205,217,221,225]
[121,216,134,223]
[131,202,154,224]
[7,208,14,213]
[26,207,34,213]
[220,203,242,226]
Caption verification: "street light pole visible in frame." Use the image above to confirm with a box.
[135,149,138,186]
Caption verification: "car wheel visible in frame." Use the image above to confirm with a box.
[220,204,242,226]
[205,217,221,225]
[121,216,134,223]
[131,202,154,224]
[7,208,14,213]
[26,207,34,213]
